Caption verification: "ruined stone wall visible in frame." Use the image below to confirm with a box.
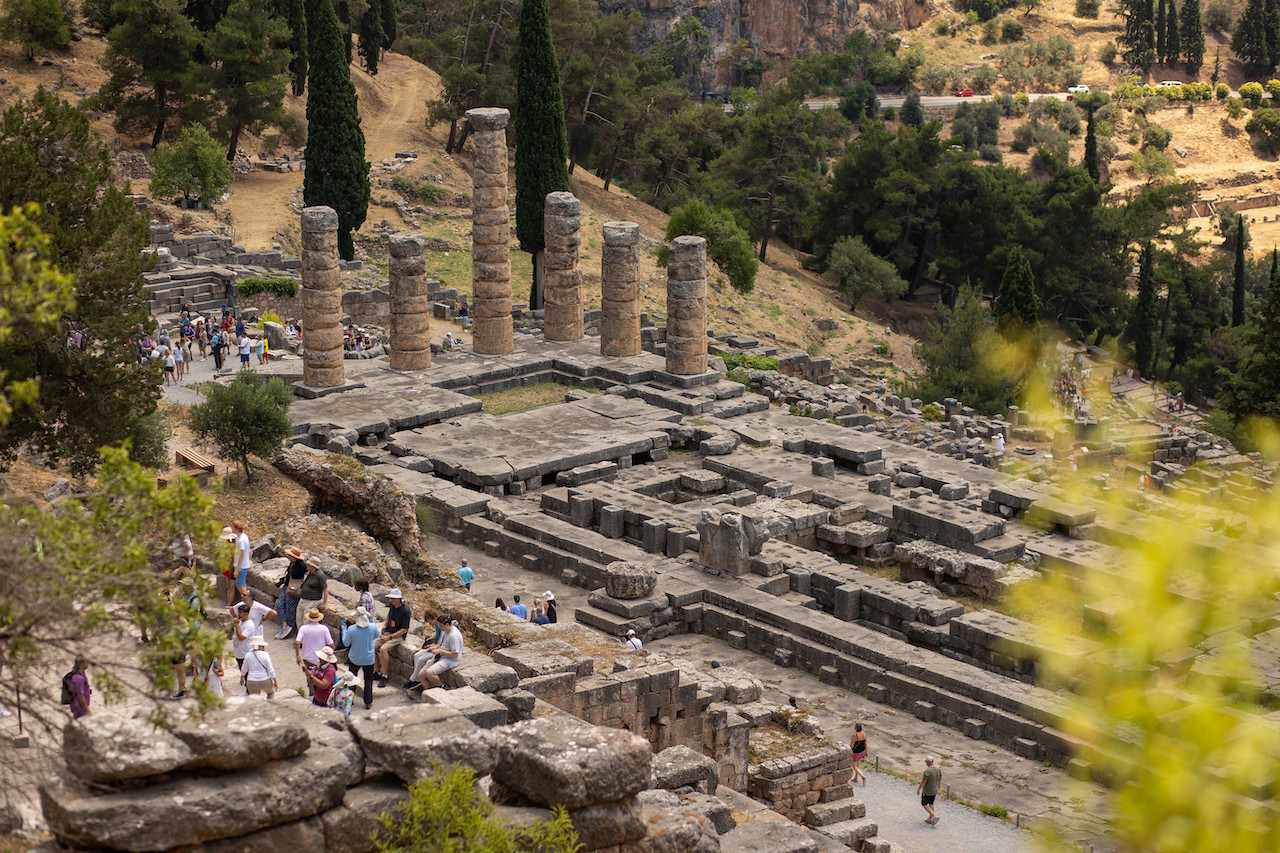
[747,739,855,822]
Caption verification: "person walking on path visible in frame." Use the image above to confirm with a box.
[295,608,335,698]
[240,636,277,698]
[375,589,411,688]
[231,521,252,602]
[457,559,474,591]
[850,723,868,785]
[67,656,91,718]
[918,756,942,825]
[341,606,380,710]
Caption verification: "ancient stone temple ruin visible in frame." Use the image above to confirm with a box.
[387,232,431,370]
[300,206,345,388]
[600,221,641,357]
[542,191,583,342]
[466,107,513,356]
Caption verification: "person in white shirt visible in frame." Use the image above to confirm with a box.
[240,636,277,698]
[415,615,464,689]
[625,629,643,651]
[239,335,252,367]
[231,520,252,602]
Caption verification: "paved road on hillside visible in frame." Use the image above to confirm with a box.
[805,92,1071,110]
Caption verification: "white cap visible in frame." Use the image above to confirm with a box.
[387,588,403,599]
[626,629,636,636]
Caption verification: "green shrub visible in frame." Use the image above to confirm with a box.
[983,19,999,44]
[1216,82,1230,100]
[979,803,1009,819]
[659,199,759,294]
[935,19,952,35]
[1204,0,1232,32]
[238,276,300,298]
[883,106,896,121]
[1097,41,1116,64]
[1240,81,1265,107]
[979,142,1003,162]
[150,123,233,206]
[721,353,780,371]
[922,403,945,421]
[1001,19,1024,41]
[1267,80,1280,100]
[1225,97,1245,119]
[391,174,446,203]
[1245,107,1280,154]
[1075,0,1100,16]
[1142,125,1172,151]
[372,764,579,853]
[1058,101,1082,135]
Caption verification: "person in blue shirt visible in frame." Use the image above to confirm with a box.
[457,559,474,591]
[341,606,380,710]
[508,594,528,620]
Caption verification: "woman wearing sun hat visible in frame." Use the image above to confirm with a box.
[304,646,338,707]
[543,591,557,624]
[275,546,307,640]
[296,557,329,627]
[341,605,380,710]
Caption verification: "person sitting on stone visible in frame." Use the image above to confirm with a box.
[624,629,643,651]
[528,597,544,622]
[374,589,411,688]
[531,603,550,626]
[543,591,557,624]
[508,594,528,620]
[411,615,464,690]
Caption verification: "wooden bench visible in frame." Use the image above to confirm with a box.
[170,446,217,487]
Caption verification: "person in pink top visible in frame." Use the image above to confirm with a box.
[294,608,334,665]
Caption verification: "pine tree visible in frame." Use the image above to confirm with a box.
[1130,242,1157,377]
[900,92,924,128]
[1233,0,1274,74]
[1233,216,1246,326]
[279,0,308,96]
[1156,0,1167,62]
[185,0,231,32]
[378,0,395,49]
[1084,109,1100,182]
[303,0,370,260]
[993,245,1041,332]
[1181,0,1204,73]
[1120,0,1157,71]
[513,0,569,309]
[1166,0,1181,64]
[0,0,70,61]
[207,0,293,160]
[1268,0,1280,67]
[94,0,202,148]
[357,0,382,74]
[1219,249,1280,425]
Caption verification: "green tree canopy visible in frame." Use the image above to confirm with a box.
[0,0,70,61]
[94,0,204,148]
[357,0,382,74]
[909,285,1022,415]
[188,370,293,481]
[660,199,758,294]
[276,0,307,96]
[303,0,370,260]
[150,122,234,205]
[0,88,159,474]
[514,0,570,307]
[1129,242,1158,376]
[993,244,1041,331]
[822,234,908,309]
[206,0,294,160]
[1219,250,1280,427]
[1181,0,1205,72]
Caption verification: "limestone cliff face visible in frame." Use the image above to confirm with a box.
[599,0,932,91]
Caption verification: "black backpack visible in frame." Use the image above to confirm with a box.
[60,669,78,705]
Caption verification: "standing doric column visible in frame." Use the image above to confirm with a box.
[301,205,345,387]
[467,107,513,355]
[600,221,640,357]
[388,232,431,370]
[665,235,708,375]
[543,191,583,341]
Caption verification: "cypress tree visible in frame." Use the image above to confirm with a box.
[357,0,382,75]
[1120,0,1157,71]
[1268,0,1280,66]
[281,0,307,96]
[1233,0,1273,74]
[1166,0,1180,66]
[336,0,351,64]
[1233,216,1247,325]
[514,0,569,309]
[1130,242,1157,377]
[1156,0,1167,62]
[303,0,370,260]
[1181,0,1204,73]
[900,92,924,128]
[1084,109,1100,183]
[993,245,1040,331]
[378,0,395,49]
[1220,250,1280,424]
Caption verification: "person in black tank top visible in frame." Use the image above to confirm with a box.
[850,722,868,785]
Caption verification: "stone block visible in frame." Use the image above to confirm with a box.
[811,457,835,478]
[867,476,891,497]
[349,704,495,782]
[1013,737,1041,759]
[912,701,935,721]
[420,685,510,729]
[605,560,658,599]
[818,817,877,848]
[440,661,519,694]
[963,718,987,739]
[652,745,720,794]
[569,797,646,849]
[491,716,652,809]
[719,821,820,852]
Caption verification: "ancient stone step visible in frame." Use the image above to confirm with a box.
[803,795,866,827]
[816,816,878,847]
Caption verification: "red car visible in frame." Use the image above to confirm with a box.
[954,88,975,97]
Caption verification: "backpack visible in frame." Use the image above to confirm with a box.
[60,669,78,705]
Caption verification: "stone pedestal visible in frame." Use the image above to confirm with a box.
[388,232,431,370]
[543,192,583,342]
[467,107,513,355]
[301,206,345,388]
[600,221,640,357]
[665,235,708,375]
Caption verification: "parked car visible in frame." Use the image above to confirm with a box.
[954,88,975,97]
[1159,80,1181,88]
[1067,85,1089,94]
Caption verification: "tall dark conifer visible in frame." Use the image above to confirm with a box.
[378,0,395,49]
[1131,243,1157,377]
[1233,0,1274,74]
[1120,0,1157,70]
[1166,0,1181,65]
[1220,250,1280,424]
[280,0,307,96]
[1156,0,1167,62]
[1181,0,1204,73]
[1084,109,1100,183]
[303,0,370,260]
[1233,216,1247,326]
[994,245,1040,332]
[357,0,382,74]
[1268,0,1280,67]
[513,0,569,309]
